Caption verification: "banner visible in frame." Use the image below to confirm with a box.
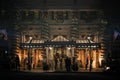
[0,29,8,40]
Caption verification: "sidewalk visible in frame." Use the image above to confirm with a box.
[21,68,104,73]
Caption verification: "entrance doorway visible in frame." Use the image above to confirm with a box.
[39,46,75,71]
[20,46,101,71]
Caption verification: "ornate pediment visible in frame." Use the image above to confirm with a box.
[52,35,69,41]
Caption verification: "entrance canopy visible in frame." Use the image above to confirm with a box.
[20,39,101,49]
[20,35,100,49]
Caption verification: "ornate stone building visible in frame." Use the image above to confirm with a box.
[0,0,111,71]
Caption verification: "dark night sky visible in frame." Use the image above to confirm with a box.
[101,0,120,22]
[0,0,119,11]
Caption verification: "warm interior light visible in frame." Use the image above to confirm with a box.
[87,36,91,40]
[29,36,33,40]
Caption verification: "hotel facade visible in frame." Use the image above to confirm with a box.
[0,0,112,71]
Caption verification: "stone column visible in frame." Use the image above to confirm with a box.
[49,47,54,70]
[50,47,54,60]
[66,47,71,57]
[46,47,49,63]
[71,47,75,57]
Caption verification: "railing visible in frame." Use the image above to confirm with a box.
[20,41,101,49]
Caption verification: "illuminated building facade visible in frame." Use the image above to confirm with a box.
[0,0,112,71]
[16,10,106,70]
